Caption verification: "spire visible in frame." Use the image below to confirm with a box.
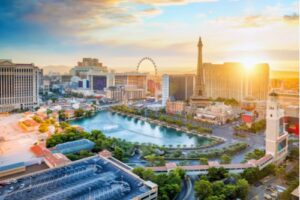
[198,36,203,47]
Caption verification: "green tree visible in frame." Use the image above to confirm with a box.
[145,154,156,166]
[113,146,124,161]
[74,108,85,118]
[206,195,225,200]
[60,121,70,129]
[173,168,186,179]
[207,167,228,182]
[288,147,299,161]
[58,110,67,121]
[85,110,93,117]
[241,167,260,184]
[132,167,146,178]
[236,179,249,200]
[245,149,265,161]
[212,181,225,196]
[173,149,182,158]
[199,157,208,165]
[220,154,231,164]
[275,166,285,184]
[46,109,53,115]
[51,97,57,103]
[194,180,213,200]
[222,184,237,200]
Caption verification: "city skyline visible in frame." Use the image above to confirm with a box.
[0,0,299,73]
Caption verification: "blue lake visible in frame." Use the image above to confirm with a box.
[70,111,214,147]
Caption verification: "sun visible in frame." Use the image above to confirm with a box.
[241,57,258,70]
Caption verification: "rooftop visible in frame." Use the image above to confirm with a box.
[0,155,156,200]
[50,139,95,154]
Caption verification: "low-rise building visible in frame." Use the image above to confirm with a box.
[166,100,186,115]
[0,151,158,200]
[194,102,235,125]
[106,86,125,102]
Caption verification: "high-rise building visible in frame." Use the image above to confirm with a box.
[204,62,269,101]
[265,92,288,164]
[70,58,115,92]
[0,59,40,112]
[70,58,108,78]
[162,75,170,106]
[114,72,147,90]
[161,74,195,106]
[189,37,269,104]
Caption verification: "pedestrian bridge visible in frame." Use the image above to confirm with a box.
[146,154,274,175]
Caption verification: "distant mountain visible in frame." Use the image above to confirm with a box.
[42,65,72,75]
[271,70,299,79]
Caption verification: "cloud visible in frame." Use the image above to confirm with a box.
[1,0,216,35]
[212,13,299,29]
[134,0,218,6]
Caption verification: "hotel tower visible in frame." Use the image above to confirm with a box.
[0,59,40,112]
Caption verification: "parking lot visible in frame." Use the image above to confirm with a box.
[248,176,287,200]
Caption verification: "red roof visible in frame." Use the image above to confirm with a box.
[30,145,45,157]
[99,149,112,158]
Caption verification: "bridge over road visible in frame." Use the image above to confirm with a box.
[146,154,274,175]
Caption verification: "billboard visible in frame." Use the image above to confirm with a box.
[93,76,107,91]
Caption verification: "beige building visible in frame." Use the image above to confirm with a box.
[0,60,40,112]
[70,58,108,77]
[125,88,146,100]
[166,100,186,115]
[106,86,125,101]
[106,86,146,102]
[194,102,235,125]
[204,62,269,102]
[114,72,147,90]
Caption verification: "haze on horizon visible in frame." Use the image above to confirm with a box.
[0,0,299,74]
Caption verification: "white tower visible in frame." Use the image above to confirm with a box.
[265,92,288,164]
[162,74,169,106]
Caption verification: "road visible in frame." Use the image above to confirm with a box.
[212,124,266,163]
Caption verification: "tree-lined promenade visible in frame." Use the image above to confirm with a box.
[111,105,215,135]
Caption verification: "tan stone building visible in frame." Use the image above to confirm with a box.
[0,60,40,112]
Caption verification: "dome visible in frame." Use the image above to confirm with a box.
[241,96,256,111]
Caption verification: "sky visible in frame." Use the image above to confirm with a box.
[0,0,299,74]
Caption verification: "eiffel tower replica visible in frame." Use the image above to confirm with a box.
[190,37,211,108]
